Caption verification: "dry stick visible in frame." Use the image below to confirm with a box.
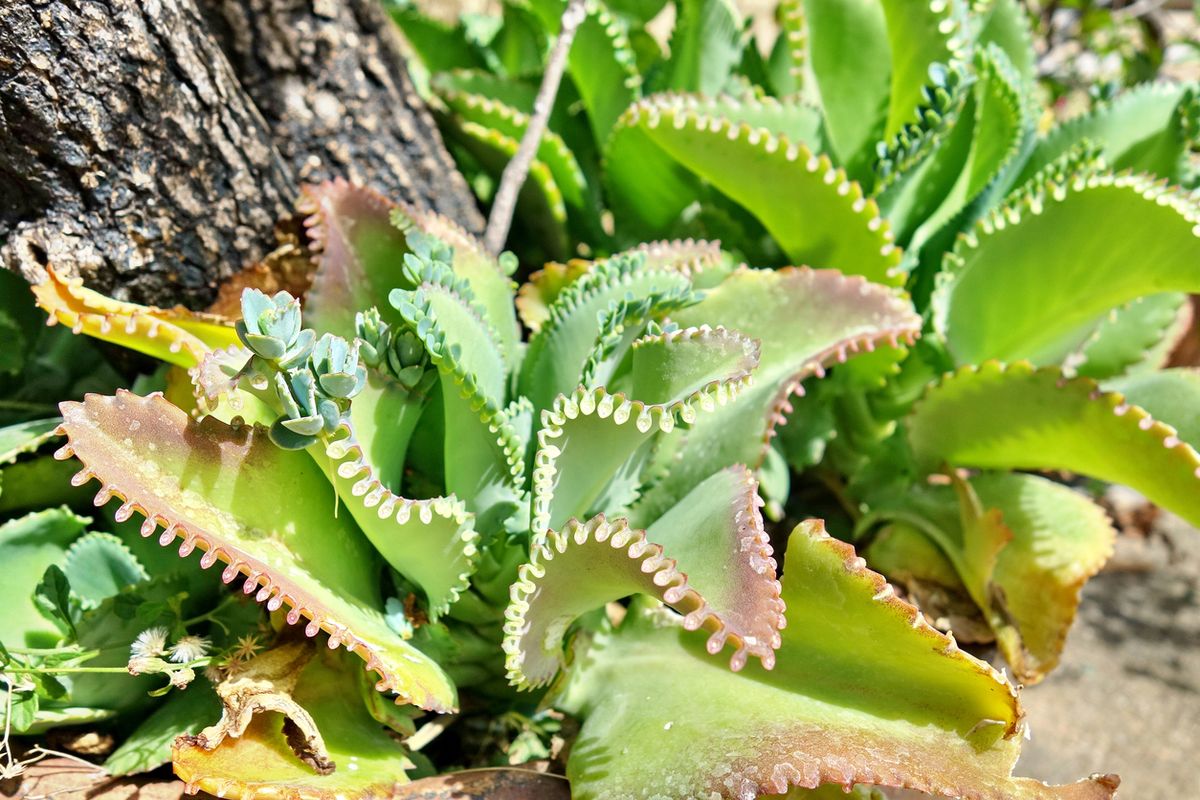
[483,0,587,255]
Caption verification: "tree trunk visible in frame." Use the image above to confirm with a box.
[0,0,480,309]
[198,0,483,231]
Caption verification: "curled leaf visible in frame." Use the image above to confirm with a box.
[554,521,1119,800]
[933,171,1200,366]
[508,466,783,686]
[56,390,456,711]
[532,325,758,535]
[31,266,237,368]
[908,361,1200,526]
[174,645,417,800]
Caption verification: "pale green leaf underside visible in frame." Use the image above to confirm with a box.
[1073,293,1191,380]
[934,173,1200,366]
[532,325,758,534]
[632,268,919,521]
[508,466,784,686]
[908,362,1200,527]
[555,522,1115,799]
[1104,368,1200,449]
[672,268,919,393]
[320,421,480,620]
[57,391,457,712]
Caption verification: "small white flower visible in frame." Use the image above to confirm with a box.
[169,667,197,689]
[127,656,159,675]
[130,627,169,659]
[168,635,211,663]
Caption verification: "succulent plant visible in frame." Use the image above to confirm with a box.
[11,171,1123,798]
[399,0,1200,684]
[2,0,1198,797]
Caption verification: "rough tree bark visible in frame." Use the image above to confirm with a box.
[0,0,480,308]
[197,0,483,229]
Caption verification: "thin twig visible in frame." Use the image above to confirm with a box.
[407,713,460,751]
[483,0,587,255]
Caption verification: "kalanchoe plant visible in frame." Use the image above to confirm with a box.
[1,0,1197,798]
[399,0,1200,684]
[11,168,1122,799]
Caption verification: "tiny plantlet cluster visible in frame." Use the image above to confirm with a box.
[2,0,1199,798]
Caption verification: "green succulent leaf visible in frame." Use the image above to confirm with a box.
[869,471,1115,684]
[976,0,1036,90]
[1104,368,1200,449]
[435,87,592,224]
[880,0,968,141]
[802,0,891,181]
[658,0,744,96]
[62,531,149,607]
[0,417,61,464]
[908,362,1200,527]
[492,0,549,75]
[933,172,1200,366]
[0,507,89,647]
[884,46,1029,248]
[554,521,1118,800]
[516,240,730,334]
[1071,293,1192,380]
[56,390,457,712]
[389,3,489,72]
[508,466,784,686]
[454,120,571,260]
[432,69,539,112]
[874,62,974,241]
[532,325,759,534]
[764,0,806,97]
[566,1,642,146]
[606,93,825,240]
[1015,82,1200,186]
[632,267,920,521]
[610,98,903,283]
[392,280,524,532]
[519,253,696,414]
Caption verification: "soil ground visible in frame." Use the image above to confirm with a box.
[1013,514,1200,796]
